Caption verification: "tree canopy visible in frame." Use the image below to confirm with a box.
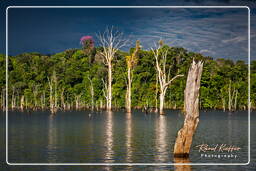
[0,44,253,111]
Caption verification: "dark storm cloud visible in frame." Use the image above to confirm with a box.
[7,7,250,61]
[0,0,255,61]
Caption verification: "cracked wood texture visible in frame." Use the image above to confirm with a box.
[173,60,203,158]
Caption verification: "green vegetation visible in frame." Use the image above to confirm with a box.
[0,45,254,111]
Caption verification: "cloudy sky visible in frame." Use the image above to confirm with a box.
[1,0,255,61]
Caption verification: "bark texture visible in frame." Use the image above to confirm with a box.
[173,60,203,157]
[125,40,140,113]
[174,157,191,171]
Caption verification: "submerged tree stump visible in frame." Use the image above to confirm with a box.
[174,157,191,171]
[173,60,203,158]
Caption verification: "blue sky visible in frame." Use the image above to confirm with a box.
[1,0,256,61]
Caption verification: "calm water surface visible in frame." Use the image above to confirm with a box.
[1,110,255,170]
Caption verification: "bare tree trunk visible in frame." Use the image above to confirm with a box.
[159,90,166,115]
[48,72,57,114]
[174,157,191,171]
[20,95,24,111]
[107,64,112,111]
[97,27,128,111]
[40,94,43,109]
[75,94,81,110]
[48,78,54,113]
[54,76,58,110]
[234,90,238,111]
[11,86,15,110]
[228,80,232,111]
[88,76,94,110]
[102,78,108,110]
[25,95,27,110]
[125,40,140,113]
[152,41,183,115]
[173,60,203,158]
[155,74,158,113]
[100,99,103,110]
[33,85,38,109]
[60,88,65,110]
[222,97,226,111]
[126,67,132,113]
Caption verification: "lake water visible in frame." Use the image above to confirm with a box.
[1,110,255,170]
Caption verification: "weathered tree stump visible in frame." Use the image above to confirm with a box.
[173,60,203,158]
[174,157,191,171]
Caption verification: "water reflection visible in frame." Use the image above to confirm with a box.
[155,115,168,162]
[174,157,192,171]
[47,114,57,168]
[126,112,133,163]
[103,111,114,164]
[228,113,234,145]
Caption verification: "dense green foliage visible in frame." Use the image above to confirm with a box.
[0,45,254,111]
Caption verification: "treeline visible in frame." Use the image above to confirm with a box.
[0,45,255,112]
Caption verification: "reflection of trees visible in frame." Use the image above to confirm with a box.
[174,157,192,171]
[47,114,57,167]
[228,113,232,144]
[104,111,114,166]
[155,115,168,162]
[126,113,133,163]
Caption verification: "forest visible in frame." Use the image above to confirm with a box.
[0,32,255,113]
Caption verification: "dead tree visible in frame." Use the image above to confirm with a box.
[173,60,203,158]
[155,74,159,113]
[125,40,140,113]
[60,88,66,110]
[102,78,108,109]
[11,86,16,110]
[174,157,191,171]
[152,40,183,114]
[40,91,46,110]
[88,76,94,110]
[228,80,238,111]
[97,27,128,111]
[48,70,58,114]
[20,95,24,111]
[75,94,81,110]
[32,85,38,109]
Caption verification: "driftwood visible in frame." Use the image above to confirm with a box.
[173,60,203,158]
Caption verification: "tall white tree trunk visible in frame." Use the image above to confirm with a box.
[125,40,140,113]
[11,86,15,110]
[48,71,57,114]
[159,90,165,115]
[228,80,232,111]
[48,78,54,114]
[88,76,95,110]
[126,67,132,113]
[20,95,24,111]
[97,27,128,111]
[155,74,159,113]
[60,88,65,110]
[152,41,183,115]
[107,64,112,111]
[234,90,238,111]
